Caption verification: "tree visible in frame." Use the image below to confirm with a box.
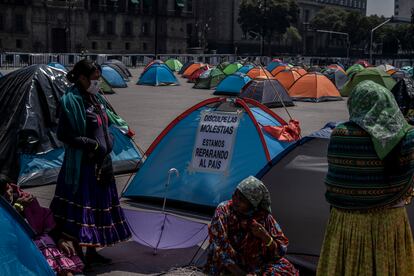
[283,26,302,53]
[310,7,348,31]
[238,0,299,55]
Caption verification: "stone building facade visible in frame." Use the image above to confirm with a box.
[395,0,413,19]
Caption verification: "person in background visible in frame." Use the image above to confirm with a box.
[1,181,84,276]
[317,80,414,276]
[50,59,131,266]
[205,176,298,276]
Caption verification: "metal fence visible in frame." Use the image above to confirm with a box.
[0,52,412,68]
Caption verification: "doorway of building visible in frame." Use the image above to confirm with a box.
[51,28,67,53]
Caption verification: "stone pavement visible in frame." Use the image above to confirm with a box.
[4,67,349,275]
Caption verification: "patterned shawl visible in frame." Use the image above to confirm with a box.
[348,80,411,159]
[236,176,271,213]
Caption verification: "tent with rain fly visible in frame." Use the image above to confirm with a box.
[193,68,225,89]
[246,67,273,79]
[104,62,129,81]
[341,68,396,97]
[238,64,254,74]
[257,123,336,272]
[0,65,142,187]
[323,68,349,90]
[0,196,55,275]
[223,63,242,75]
[123,97,298,210]
[137,63,179,86]
[270,65,291,76]
[288,73,342,102]
[187,65,210,83]
[47,62,67,72]
[178,61,195,74]
[214,72,252,95]
[100,77,115,94]
[182,63,206,78]
[165,59,183,72]
[104,59,132,78]
[239,79,294,108]
[345,64,364,77]
[101,65,128,88]
[274,69,302,90]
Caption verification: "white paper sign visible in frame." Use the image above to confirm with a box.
[190,110,241,173]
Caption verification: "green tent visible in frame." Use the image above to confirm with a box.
[345,64,364,78]
[100,77,115,94]
[341,68,397,97]
[193,68,226,89]
[165,59,183,72]
[217,61,231,71]
[223,63,243,75]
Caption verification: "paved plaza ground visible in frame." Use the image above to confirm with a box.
[2,67,349,275]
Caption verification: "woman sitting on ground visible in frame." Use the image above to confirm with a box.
[205,176,298,276]
[1,181,84,276]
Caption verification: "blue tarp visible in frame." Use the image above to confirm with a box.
[138,64,179,86]
[238,65,254,74]
[0,197,55,275]
[214,72,251,95]
[17,126,142,186]
[123,99,293,208]
[102,65,127,88]
[47,62,67,72]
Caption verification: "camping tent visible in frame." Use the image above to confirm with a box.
[257,123,336,271]
[137,63,179,86]
[217,61,231,72]
[246,67,273,79]
[104,62,129,81]
[165,59,183,72]
[178,61,195,74]
[356,59,370,67]
[214,72,252,95]
[239,79,294,108]
[193,68,226,89]
[341,68,396,97]
[47,62,67,72]
[100,77,115,94]
[143,59,164,72]
[101,65,128,88]
[270,65,291,76]
[238,64,255,74]
[327,64,345,73]
[0,196,55,275]
[288,73,342,102]
[0,65,142,186]
[291,67,307,76]
[104,59,132,77]
[266,61,285,72]
[182,63,206,78]
[223,63,242,75]
[187,65,210,83]
[346,64,364,77]
[323,68,349,90]
[123,97,296,209]
[376,64,395,72]
[274,69,302,90]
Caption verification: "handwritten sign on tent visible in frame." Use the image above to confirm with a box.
[190,111,241,173]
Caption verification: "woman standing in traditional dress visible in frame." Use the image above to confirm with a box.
[317,80,414,275]
[50,60,131,265]
[205,176,298,275]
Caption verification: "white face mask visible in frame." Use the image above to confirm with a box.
[86,80,100,95]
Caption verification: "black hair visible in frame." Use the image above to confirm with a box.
[67,59,100,83]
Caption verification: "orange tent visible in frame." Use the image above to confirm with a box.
[182,63,206,78]
[271,65,291,76]
[327,64,346,74]
[274,70,302,90]
[291,67,307,76]
[288,73,342,102]
[386,68,397,75]
[246,67,273,79]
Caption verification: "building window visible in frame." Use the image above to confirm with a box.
[125,42,130,50]
[0,14,4,31]
[16,39,22,49]
[124,21,132,36]
[142,22,149,35]
[91,41,97,50]
[106,21,115,35]
[143,42,147,51]
[90,19,99,34]
[15,14,24,33]
[304,10,310,22]
[107,42,112,50]
[187,0,192,12]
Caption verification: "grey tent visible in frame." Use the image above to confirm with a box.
[105,59,132,77]
[323,68,349,90]
[103,62,129,81]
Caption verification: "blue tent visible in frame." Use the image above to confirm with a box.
[238,64,254,74]
[17,125,142,186]
[137,63,179,86]
[102,65,127,88]
[0,197,55,275]
[123,97,295,209]
[214,72,251,95]
[266,61,285,72]
[47,62,67,72]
